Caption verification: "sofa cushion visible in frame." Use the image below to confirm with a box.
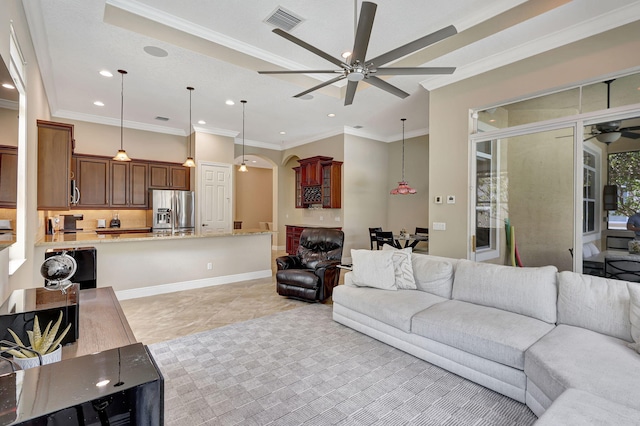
[452,260,558,323]
[535,389,640,426]
[332,285,447,333]
[557,271,632,342]
[411,299,555,369]
[628,282,640,353]
[382,245,417,290]
[410,254,455,298]
[524,324,640,410]
[350,249,396,290]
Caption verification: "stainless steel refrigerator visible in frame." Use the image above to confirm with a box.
[147,190,195,232]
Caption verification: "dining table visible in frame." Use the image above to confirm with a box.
[393,233,429,249]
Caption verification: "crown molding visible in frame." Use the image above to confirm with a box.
[421,2,640,91]
[53,109,186,136]
[193,125,238,138]
[0,99,18,110]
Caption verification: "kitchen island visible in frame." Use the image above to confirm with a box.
[34,229,274,299]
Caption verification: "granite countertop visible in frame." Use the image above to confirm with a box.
[36,228,273,246]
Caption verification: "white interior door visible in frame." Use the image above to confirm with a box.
[199,163,231,233]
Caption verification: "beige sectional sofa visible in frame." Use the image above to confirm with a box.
[332,249,640,423]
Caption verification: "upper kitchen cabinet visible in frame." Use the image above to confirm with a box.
[149,163,190,190]
[110,160,148,208]
[37,120,73,210]
[294,156,342,208]
[74,155,110,208]
[0,146,18,208]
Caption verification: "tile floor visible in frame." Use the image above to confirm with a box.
[120,250,339,345]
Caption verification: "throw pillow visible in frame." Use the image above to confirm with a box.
[410,254,455,298]
[350,249,396,290]
[382,245,417,290]
[628,282,640,354]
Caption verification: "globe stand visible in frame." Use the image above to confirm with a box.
[41,251,77,294]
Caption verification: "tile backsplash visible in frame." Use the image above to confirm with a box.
[46,210,148,231]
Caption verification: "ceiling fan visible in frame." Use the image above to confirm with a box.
[258,1,457,106]
[585,80,640,144]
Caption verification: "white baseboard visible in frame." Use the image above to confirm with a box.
[115,269,273,300]
[273,245,285,251]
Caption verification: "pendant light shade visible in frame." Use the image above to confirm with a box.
[238,100,248,172]
[182,86,196,167]
[113,69,131,162]
[390,118,416,195]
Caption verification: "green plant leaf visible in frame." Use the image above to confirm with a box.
[47,322,71,354]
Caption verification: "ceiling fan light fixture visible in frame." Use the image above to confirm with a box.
[596,131,621,144]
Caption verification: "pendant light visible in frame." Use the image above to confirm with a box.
[182,86,196,167]
[238,99,248,172]
[113,69,131,162]
[390,118,416,195]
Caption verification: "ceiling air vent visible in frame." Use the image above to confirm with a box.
[155,116,169,122]
[264,6,303,32]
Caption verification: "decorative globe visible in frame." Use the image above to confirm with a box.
[40,252,77,293]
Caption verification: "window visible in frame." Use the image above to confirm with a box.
[583,148,599,235]
[608,150,640,230]
[475,140,500,261]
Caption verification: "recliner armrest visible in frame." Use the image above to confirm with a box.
[314,260,341,270]
[276,255,303,270]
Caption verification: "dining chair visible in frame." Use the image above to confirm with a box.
[411,227,429,251]
[368,227,382,250]
[375,231,401,250]
[415,227,429,235]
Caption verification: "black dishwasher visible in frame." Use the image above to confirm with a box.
[45,247,97,289]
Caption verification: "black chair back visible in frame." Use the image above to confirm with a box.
[415,227,429,235]
[368,227,382,250]
[375,231,400,249]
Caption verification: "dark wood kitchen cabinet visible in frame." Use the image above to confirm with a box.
[294,156,342,208]
[74,156,110,207]
[110,160,148,208]
[37,120,74,210]
[149,163,189,190]
[0,146,17,207]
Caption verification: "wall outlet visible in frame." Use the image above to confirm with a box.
[207,262,213,270]
[433,222,446,231]
[335,216,341,222]
[435,196,443,204]
[319,216,324,221]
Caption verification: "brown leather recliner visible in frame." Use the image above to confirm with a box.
[276,228,344,302]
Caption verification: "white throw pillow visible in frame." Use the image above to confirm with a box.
[382,245,417,290]
[411,254,455,298]
[350,249,397,290]
[628,282,640,354]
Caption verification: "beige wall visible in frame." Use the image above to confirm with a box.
[195,131,234,165]
[387,134,430,236]
[235,167,272,229]
[343,134,388,256]
[0,107,18,146]
[429,20,640,259]
[64,119,187,163]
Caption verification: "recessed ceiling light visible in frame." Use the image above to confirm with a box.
[99,70,113,77]
[252,160,257,163]
[489,119,496,123]
[198,120,206,125]
[93,101,104,107]
[96,379,110,387]
[327,113,336,117]
[1,83,14,89]
[225,100,235,106]
[280,131,286,135]
[143,46,168,57]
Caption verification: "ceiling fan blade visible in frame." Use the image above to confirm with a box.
[621,125,640,132]
[365,76,410,99]
[272,28,347,69]
[621,131,640,139]
[367,25,458,67]
[259,70,341,74]
[293,75,346,98]
[583,135,597,141]
[344,81,358,106]
[373,67,456,75]
[350,1,377,64]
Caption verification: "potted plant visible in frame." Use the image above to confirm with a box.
[2,311,71,369]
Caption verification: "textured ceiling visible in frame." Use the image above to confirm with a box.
[19,0,640,150]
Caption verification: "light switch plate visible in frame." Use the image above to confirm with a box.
[433,222,446,231]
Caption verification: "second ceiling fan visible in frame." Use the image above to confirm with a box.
[259,2,457,106]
